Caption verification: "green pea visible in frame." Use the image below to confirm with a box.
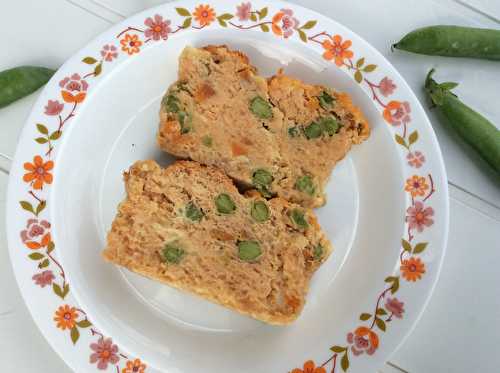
[215,193,236,214]
[253,169,273,186]
[250,96,273,119]
[202,135,213,147]
[290,209,309,229]
[319,116,340,135]
[318,91,334,109]
[162,243,185,264]
[185,201,204,222]
[250,200,270,222]
[237,240,262,261]
[393,26,500,61]
[425,69,500,175]
[295,175,316,196]
[162,94,180,113]
[303,121,323,139]
[178,111,192,134]
[252,169,274,197]
[0,66,55,109]
[288,126,300,138]
[313,244,323,260]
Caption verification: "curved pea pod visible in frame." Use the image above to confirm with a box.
[425,69,500,175]
[393,26,500,60]
[0,66,55,109]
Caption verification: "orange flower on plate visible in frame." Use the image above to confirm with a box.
[404,175,429,198]
[321,35,353,66]
[291,360,326,373]
[120,34,143,55]
[401,256,426,282]
[23,155,54,190]
[122,358,147,373]
[193,4,216,26]
[54,305,78,330]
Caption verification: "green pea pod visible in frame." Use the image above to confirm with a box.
[394,26,500,60]
[425,69,500,174]
[0,66,55,109]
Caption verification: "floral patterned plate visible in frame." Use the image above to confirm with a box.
[6,1,449,372]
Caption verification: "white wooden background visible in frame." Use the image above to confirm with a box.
[1,0,499,372]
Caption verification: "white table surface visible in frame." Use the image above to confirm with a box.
[1,0,499,372]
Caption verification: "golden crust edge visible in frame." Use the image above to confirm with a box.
[101,252,301,326]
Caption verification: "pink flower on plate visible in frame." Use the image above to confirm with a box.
[379,77,396,97]
[144,14,171,41]
[407,151,426,168]
[59,73,88,92]
[383,100,411,126]
[272,8,299,38]
[32,270,55,288]
[100,44,118,62]
[347,326,379,356]
[21,218,51,250]
[406,201,434,232]
[236,2,252,21]
[44,100,64,116]
[59,73,88,104]
[385,297,405,319]
[90,337,119,370]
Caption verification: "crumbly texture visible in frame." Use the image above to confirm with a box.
[157,45,370,208]
[102,160,332,325]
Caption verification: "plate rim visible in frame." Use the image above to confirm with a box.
[6,0,449,372]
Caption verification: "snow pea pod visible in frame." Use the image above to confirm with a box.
[0,66,55,108]
[394,26,500,60]
[425,69,500,174]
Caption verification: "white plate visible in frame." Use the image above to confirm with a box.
[6,1,449,372]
